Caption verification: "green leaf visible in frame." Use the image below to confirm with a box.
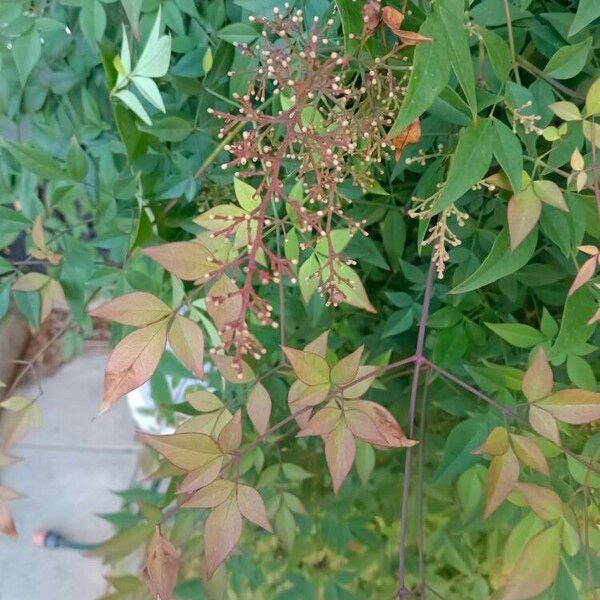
[79,0,106,48]
[217,23,260,44]
[568,0,600,36]
[202,46,213,74]
[451,228,537,294]
[121,0,142,38]
[432,118,495,214]
[480,27,511,83]
[65,138,88,181]
[485,323,547,348]
[114,89,152,125]
[134,8,171,78]
[13,26,41,88]
[584,77,600,117]
[234,177,260,212]
[492,119,523,193]
[566,354,596,391]
[6,142,65,180]
[138,116,193,142]
[390,14,450,135]
[544,37,592,80]
[436,0,477,115]
[132,76,165,112]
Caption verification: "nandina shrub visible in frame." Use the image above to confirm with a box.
[0,1,599,599]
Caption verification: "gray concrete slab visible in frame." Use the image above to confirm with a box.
[0,350,139,600]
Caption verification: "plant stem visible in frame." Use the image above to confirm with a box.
[517,56,585,100]
[502,0,521,85]
[397,259,435,599]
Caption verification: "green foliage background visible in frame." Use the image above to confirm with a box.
[0,0,599,599]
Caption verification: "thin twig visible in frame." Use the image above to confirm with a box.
[502,0,520,85]
[517,56,585,101]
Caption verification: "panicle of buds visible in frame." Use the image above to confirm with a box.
[507,100,543,135]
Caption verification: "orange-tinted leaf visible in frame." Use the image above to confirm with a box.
[521,347,553,402]
[204,496,242,578]
[484,446,519,518]
[381,6,404,34]
[507,188,541,250]
[182,479,235,508]
[341,365,378,398]
[569,255,597,296]
[297,406,342,438]
[538,389,600,424]
[236,485,272,532]
[143,241,214,281]
[206,276,242,342]
[168,315,204,379]
[473,426,509,456]
[212,354,254,383]
[139,432,221,471]
[510,434,549,476]
[217,409,242,452]
[397,29,433,46]
[282,346,330,386]
[90,292,171,326]
[345,400,416,448]
[177,456,223,494]
[532,180,568,211]
[325,421,356,493]
[493,524,561,600]
[144,527,179,600]
[0,500,17,538]
[247,382,271,436]
[101,319,168,412]
[513,483,562,521]
[330,346,363,386]
[392,119,421,160]
[528,405,560,445]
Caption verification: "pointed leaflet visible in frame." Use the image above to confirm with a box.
[392,119,421,160]
[510,434,549,476]
[341,365,378,398]
[493,524,561,600]
[217,409,242,452]
[187,390,224,413]
[177,457,223,494]
[330,346,363,386]
[304,330,329,357]
[528,405,560,445]
[101,318,168,412]
[182,480,235,508]
[569,254,598,295]
[522,347,553,402]
[143,241,215,281]
[532,180,568,211]
[247,382,271,435]
[168,315,204,379]
[325,420,356,493]
[297,406,342,438]
[212,354,254,384]
[139,432,221,470]
[538,389,600,424]
[507,185,541,250]
[282,347,330,386]
[0,486,20,538]
[484,446,519,518]
[473,426,509,456]
[236,485,272,532]
[513,483,562,521]
[143,527,179,600]
[432,118,495,215]
[492,119,523,194]
[90,292,171,326]
[390,13,450,135]
[134,7,171,78]
[204,497,242,578]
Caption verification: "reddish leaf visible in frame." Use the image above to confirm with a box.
[168,315,204,379]
[297,406,342,438]
[538,389,600,424]
[507,187,541,250]
[140,432,221,471]
[186,390,224,413]
[304,330,329,357]
[89,292,171,326]
[177,456,224,494]
[381,6,404,34]
[247,382,271,436]
[330,346,363,386]
[341,365,378,398]
[391,119,421,160]
[282,346,330,386]
[182,479,235,508]
[493,524,561,600]
[484,446,519,518]
[212,354,254,383]
[361,0,381,35]
[345,400,416,448]
[528,405,560,446]
[143,241,215,281]
[325,421,356,493]
[236,485,272,532]
[217,409,242,452]
[144,527,180,600]
[521,347,553,402]
[204,497,242,578]
[569,254,598,296]
[510,434,549,476]
[513,483,562,521]
[206,276,242,342]
[101,319,168,413]
[0,486,20,538]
